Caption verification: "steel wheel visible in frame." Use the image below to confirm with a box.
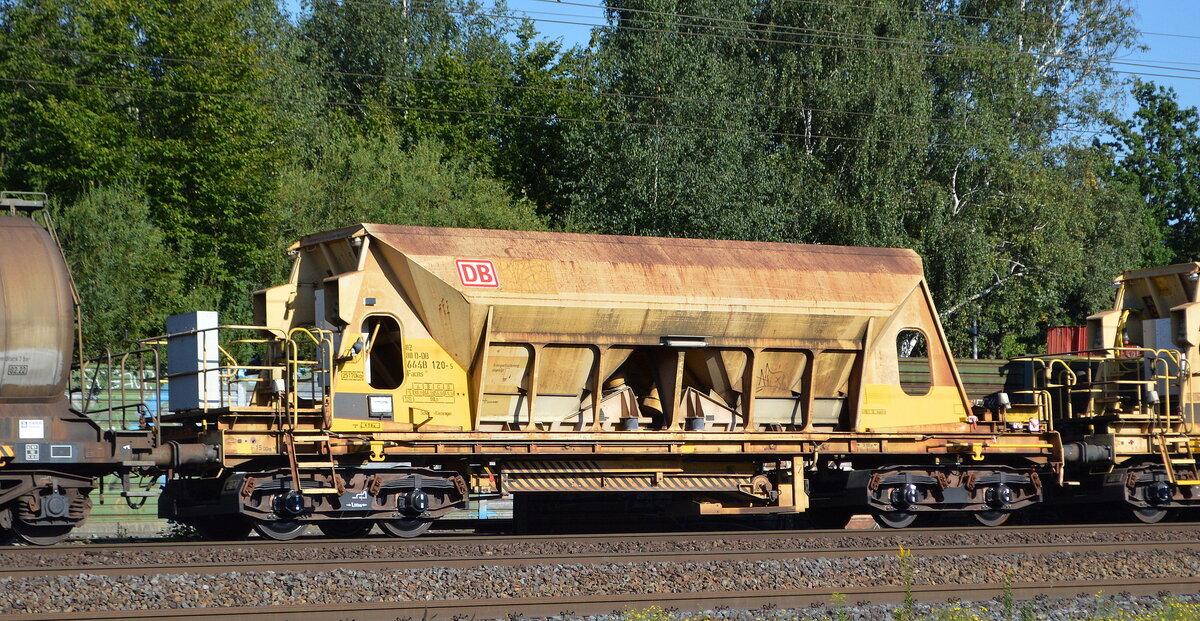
[12,521,73,546]
[806,510,854,530]
[192,516,252,541]
[253,520,308,541]
[872,511,918,529]
[1133,507,1173,524]
[378,517,433,538]
[0,527,15,546]
[318,520,375,538]
[973,510,1011,527]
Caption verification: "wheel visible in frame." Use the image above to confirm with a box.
[253,519,308,540]
[873,511,918,529]
[378,517,433,538]
[806,510,854,530]
[192,516,252,541]
[1133,507,1174,524]
[0,527,15,546]
[973,510,1011,527]
[318,520,375,538]
[12,521,73,546]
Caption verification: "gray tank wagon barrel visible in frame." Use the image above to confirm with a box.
[0,193,191,545]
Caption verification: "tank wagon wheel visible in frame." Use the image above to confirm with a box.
[378,517,433,538]
[253,520,309,541]
[1132,507,1175,524]
[12,522,73,546]
[318,520,375,538]
[972,510,1011,527]
[192,516,252,541]
[872,511,918,529]
[0,527,14,546]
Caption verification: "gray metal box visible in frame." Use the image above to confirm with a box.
[166,311,220,412]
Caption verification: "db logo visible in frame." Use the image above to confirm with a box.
[456,259,500,288]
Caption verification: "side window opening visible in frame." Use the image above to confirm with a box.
[363,315,404,390]
[897,329,931,396]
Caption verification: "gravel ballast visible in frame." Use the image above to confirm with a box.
[1,548,1199,614]
[4,527,1199,569]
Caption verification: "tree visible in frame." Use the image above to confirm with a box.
[272,132,545,269]
[561,0,793,241]
[134,0,285,321]
[54,184,183,354]
[0,0,144,198]
[1107,80,1200,264]
[299,0,589,220]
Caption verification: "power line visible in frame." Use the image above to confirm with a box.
[1141,30,1200,41]
[1,43,1112,137]
[0,75,1033,150]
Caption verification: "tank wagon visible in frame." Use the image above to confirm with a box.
[0,193,163,544]
[154,224,1060,537]
[1010,263,1200,523]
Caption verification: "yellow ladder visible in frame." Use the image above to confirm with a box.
[1158,435,1200,486]
[284,430,343,495]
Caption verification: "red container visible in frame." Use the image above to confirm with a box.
[1046,325,1088,354]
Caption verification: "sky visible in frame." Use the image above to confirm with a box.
[1122,2,1200,112]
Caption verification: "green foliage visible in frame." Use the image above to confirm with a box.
[1107,80,1200,264]
[0,0,1180,358]
[272,132,544,271]
[53,185,183,354]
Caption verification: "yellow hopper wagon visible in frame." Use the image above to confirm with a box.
[155,225,1059,538]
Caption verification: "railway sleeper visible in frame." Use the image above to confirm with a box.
[862,465,1042,528]
[160,467,468,540]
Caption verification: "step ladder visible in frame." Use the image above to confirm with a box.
[1157,434,1200,486]
[284,430,344,495]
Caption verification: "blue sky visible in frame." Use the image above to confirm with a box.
[1124,2,1200,112]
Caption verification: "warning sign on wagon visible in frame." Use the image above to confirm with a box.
[456,259,500,288]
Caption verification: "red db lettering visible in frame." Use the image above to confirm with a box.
[456,259,500,288]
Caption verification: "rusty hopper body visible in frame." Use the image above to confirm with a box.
[257,224,972,436]
[156,224,1055,536]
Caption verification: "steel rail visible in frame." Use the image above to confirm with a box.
[4,577,1200,621]
[7,521,1199,556]
[5,539,1200,579]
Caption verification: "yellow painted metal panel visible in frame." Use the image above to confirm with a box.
[858,385,968,431]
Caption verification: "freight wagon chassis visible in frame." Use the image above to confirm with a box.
[862,464,1041,527]
[0,471,94,545]
[159,467,468,540]
[1086,461,1200,524]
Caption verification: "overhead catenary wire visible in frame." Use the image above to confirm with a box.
[0,43,1114,137]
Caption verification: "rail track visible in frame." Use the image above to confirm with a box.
[3,577,1199,621]
[4,524,1200,620]
[5,524,1200,579]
